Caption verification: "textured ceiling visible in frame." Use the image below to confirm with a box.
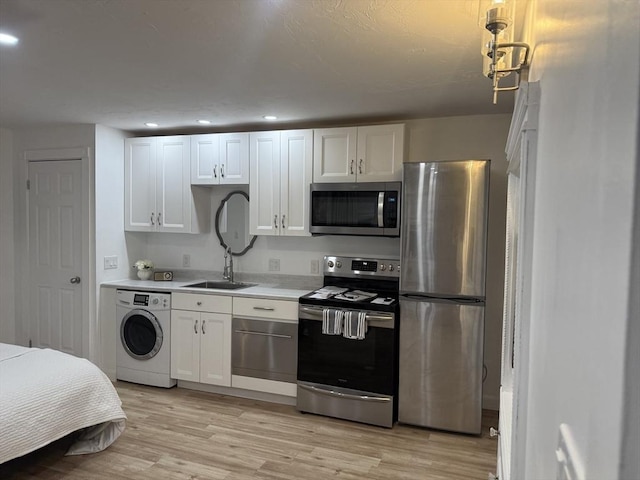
[0,0,513,133]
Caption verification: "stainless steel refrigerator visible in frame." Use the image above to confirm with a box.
[398,160,490,434]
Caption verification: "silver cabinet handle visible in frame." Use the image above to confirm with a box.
[234,329,292,339]
[202,320,206,335]
[194,319,199,334]
[213,165,217,178]
[350,159,354,175]
[253,306,275,311]
[69,276,81,284]
[274,215,278,229]
[220,164,224,178]
[359,158,363,174]
[150,212,155,225]
[158,212,162,226]
[281,214,286,229]
[298,382,391,403]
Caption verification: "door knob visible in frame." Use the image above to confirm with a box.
[70,276,81,284]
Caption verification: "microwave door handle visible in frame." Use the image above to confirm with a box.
[377,192,385,227]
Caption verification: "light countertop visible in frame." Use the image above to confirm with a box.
[101,274,320,301]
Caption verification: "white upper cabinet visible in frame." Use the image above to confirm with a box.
[313,124,405,183]
[191,133,249,185]
[250,129,313,236]
[125,136,209,233]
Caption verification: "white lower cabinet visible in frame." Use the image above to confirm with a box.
[171,293,232,386]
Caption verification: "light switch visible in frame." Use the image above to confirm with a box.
[103,255,118,270]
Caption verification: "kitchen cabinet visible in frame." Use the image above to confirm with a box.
[170,293,232,386]
[249,129,313,236]
[125,136,209,233]
[313,124,405,183]
[231,297,298,397]
[191,133,249,185]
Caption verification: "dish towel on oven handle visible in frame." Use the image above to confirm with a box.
[322,308,344,335]
[343,311,367,340]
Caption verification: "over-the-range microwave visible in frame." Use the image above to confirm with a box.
[309,182,401,237]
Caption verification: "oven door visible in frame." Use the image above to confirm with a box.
[297,305,396,395]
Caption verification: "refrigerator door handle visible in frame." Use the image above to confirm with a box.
[401,293,485,305]
[377,192,385,227]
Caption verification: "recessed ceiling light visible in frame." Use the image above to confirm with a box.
[145,122,159,127]
[263,115,278,121]
[0,33,19,46]
[197,120,211,125]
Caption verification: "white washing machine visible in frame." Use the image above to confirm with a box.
[116,290,176,388]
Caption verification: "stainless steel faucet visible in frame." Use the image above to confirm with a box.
[223,246,234,283]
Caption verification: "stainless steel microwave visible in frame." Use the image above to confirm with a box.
[309,182,401,237]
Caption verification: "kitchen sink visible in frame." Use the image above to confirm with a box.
[183,281,256,290]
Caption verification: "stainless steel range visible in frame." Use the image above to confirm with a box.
[297,255,400,428]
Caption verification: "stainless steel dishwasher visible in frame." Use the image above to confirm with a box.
[231,317,297,383]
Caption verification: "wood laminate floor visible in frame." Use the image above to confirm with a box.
[1,381,499,479]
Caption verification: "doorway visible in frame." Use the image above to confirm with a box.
[26,150,90,358]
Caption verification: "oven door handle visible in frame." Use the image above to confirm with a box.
[298,305,393,323]
[298,382,391,403]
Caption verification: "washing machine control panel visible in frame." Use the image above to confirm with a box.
[117,290,171,310]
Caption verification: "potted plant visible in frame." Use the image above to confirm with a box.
[133,259,154,280]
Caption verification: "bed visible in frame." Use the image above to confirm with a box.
[0,343,126,464]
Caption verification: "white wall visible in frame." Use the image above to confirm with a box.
[522,1,639,478]
[95,125,128,362]
[0,128,15,343]
[142,113,511,409]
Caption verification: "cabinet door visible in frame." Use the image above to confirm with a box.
[156,136,191,232]
[191,134,219,185]
[125,137,156,231]
[249,131,281,236]
[219,133,249,185]
[312,127,357,183]
[171,309,200,382]
[356,124,405,182]
[280,129,313,236]
[199,312,232,386]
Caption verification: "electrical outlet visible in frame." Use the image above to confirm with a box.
[310,259,319,274]
[182,254,191,268]
[268,258,280,272]
[103,255,118,270]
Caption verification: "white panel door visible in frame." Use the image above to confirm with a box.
[28,160,83,356]
[157,136,190,232]
[199,312,232,386]
[219,133,249,185]
[280,129,313,236]
[312,127,357,183]
[250,131,281,236]
[356,124,404,182]
[170,309,200,382]
[125,137,156,231]
[191,134,219,185]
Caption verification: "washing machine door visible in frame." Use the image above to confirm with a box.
[120,309,163,360]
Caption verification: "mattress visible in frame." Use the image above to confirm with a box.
[0,343,127,464]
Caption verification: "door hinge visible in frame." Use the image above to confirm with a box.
[26,179,30,190]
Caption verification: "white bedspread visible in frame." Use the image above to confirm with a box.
[0,343,126,464]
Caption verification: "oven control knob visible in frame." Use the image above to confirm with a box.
[388,264,394,271]
[336,261,342,268]
[327,260,334,268]
[380,264,386,271]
